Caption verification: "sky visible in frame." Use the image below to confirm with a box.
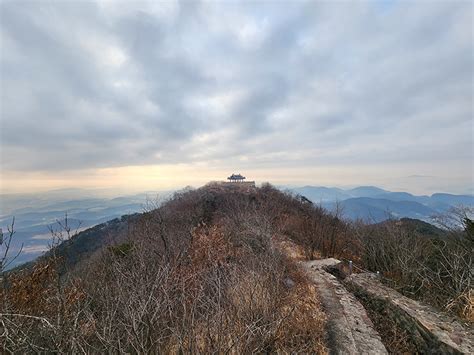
[0,0,473,195]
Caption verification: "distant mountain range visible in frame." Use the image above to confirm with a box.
[291,186,473,222]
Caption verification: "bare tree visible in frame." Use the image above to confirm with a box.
[1,218,22,273]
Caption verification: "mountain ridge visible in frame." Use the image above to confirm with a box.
[2,185,472,267]
[292,185,473,222]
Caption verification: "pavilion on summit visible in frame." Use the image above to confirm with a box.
[227,173,246,182]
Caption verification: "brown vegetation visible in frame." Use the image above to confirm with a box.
[1,182,472,353]
[1,183,327,353]
[355,208,473,321]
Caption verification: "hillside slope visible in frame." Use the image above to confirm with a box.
[3,183,471,354]
[3,184,329,353]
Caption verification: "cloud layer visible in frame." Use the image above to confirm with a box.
[1,0,472,192]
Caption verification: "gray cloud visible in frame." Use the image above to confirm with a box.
[0,0,472,186]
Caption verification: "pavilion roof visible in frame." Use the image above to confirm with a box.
[228,173,246,180]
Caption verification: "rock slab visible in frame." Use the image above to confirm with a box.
[346,273,474,354]
[301,259,388,355]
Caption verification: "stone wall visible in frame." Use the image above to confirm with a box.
[345,273,474,354]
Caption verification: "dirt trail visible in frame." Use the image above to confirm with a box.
[301,259,388,354]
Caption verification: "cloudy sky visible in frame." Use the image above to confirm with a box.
[0,0,472,194]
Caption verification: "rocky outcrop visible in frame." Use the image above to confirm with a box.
[301,259,388,354]
[345,273,474,354]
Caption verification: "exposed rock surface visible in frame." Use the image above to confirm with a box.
[301,259,388,354]
[346,273,474,354]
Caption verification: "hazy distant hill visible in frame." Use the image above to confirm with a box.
[322,198,438,222]
[430,193,474,205]
[346,186,389,198]
[0,189,172,268]
[291,186,351,202]
[292,185,473,222]
[31,214,137,272]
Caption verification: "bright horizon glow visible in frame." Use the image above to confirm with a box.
[1,162,472,196]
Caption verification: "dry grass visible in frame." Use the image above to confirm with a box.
[450,289,474,323]
[272,234,309,261]
[277,282,327,354]
[2,185,329,353]
[355,294,419,354]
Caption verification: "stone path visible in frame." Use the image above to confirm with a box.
[301,258,388,355]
